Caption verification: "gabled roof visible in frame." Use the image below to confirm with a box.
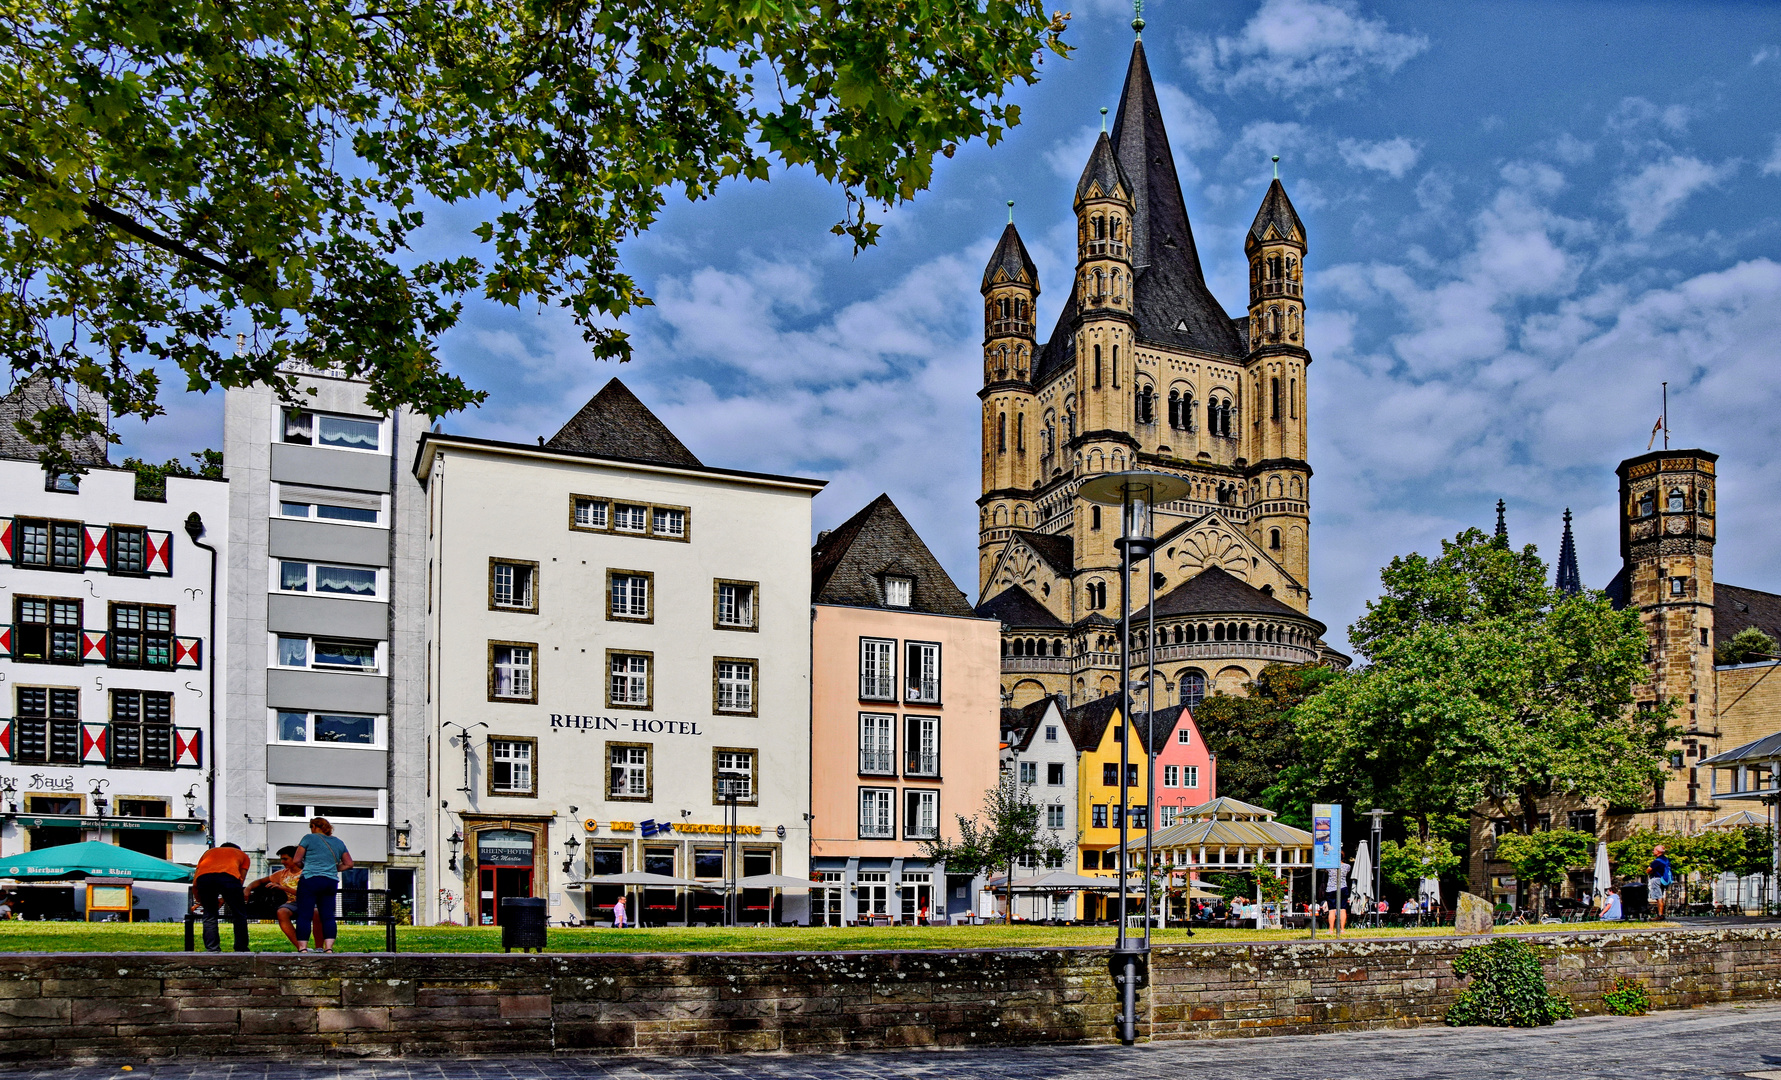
[1015,530,1075,577]
[0,373,110,466]
[1109,40,1246,359]
[545,378,702,468]
[1131,705,1185,754]
[1716,583,1781,646]
[1180,796,1275,820]
[1247,178,1304,247]
[1063,694,1121,754]
[981,222,1040,292]
[1700,730,1781,767]
[1130,566,1312,622]
[1075,131,1129,204]
[975,584,1066,628]
[812,494,974,616]
[1003,695,1069,752]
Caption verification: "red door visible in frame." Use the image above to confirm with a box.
[477,866,534,925]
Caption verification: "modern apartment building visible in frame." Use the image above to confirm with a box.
[222,363,427,902]
[0,376,226,919]
[809,496,1002,925]
[417,379,822,927]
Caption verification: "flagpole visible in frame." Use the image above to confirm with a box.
[1662,381,1668,450]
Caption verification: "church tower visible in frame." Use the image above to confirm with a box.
[975,30,1345,711]
[978,212,1041,586]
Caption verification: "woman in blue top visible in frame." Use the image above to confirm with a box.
[290,817,353,953]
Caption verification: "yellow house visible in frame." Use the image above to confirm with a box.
[1062,696,1176,921]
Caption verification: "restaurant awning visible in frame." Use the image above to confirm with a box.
[10,813,204,833]
[0,841,193,882]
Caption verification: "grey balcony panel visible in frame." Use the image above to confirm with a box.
[267,593,389,641]
[267,744,390,788]
[270,443,392,494]
[267,669,389,713]
[269,518,391,567]
[268,821,388,863]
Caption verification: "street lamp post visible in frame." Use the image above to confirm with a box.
[1079,470,1191,1047]
[1364,808,1392,921]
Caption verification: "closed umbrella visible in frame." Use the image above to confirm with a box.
[1352,841,1373,902]
[1593,841,1611,897]
[735,874,812,889]
[579,871,705,888]
[1418,877,1441,908]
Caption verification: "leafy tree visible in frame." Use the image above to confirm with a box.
[1379,833,1461,891]
[1192,663,1335,827]
[1492,827,1593,915]
[920,773,1070,925]
[1295,528,1675,839]
[1715,627,1778,667]
[1739,825,1776,878]
[123,449,223,501]
[2,0,1070,471]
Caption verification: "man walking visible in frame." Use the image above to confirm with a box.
[193,842,252,952]
[1647,845,1675,919]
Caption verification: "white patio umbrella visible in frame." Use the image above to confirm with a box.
[1593,841,1611,897]
[1352,841,1374,902]
[1418,877,1442,907]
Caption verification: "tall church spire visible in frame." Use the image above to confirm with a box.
[1494,499,1507,541]
[1556,508,1582,595]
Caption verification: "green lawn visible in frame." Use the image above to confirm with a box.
[0,920,1664,954]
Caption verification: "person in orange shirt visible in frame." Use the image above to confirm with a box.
[193,842,252,952]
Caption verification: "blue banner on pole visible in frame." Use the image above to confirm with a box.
[1312,804,1342,870]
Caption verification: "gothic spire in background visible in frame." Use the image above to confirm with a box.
[1494,499,1507,542]
[1556,508,1582,595]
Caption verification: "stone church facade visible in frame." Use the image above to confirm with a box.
[973,34,1346,711]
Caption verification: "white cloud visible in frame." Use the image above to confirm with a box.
[1337,136,1420,178]
[1606,96,1693,137]
[1045,123,1102,182]
[1185,0,1428,103]
[1764,135,1781,177]
[1551,133,1595,166]
[1614,155,1736,236]
[1154,83,1222,153]
[1752,45,1778,66]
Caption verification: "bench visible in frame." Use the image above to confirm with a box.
[185,888,399,952]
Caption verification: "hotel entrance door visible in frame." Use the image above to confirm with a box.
[475,829,536,925]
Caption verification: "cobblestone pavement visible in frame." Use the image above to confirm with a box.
[5,1004,1780,1080]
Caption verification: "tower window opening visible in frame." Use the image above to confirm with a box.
[1271,377,1280,420]
[1093,269,1105,303]
[1214,624,1225,642]
[1270,528,1281,551]
[1091,505,1101,530]
[1016,413,1025,452]
[1168,390,1181,429]
[1670,576,1687,597]
[1290,379,1297,419]
[1093,345,1102,388]
[1638,492,1654,517]
[997,412,1006,452]
[1112,346,1119,388]
[1668,488,1685,512]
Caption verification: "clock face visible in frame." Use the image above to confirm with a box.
[1666,517,1688,535]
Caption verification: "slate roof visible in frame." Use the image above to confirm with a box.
[1132,704,1185,754]
[1002,695,1066,752]
[976,584,1066,628]
[1063,694,1121,753]
[1247,179,1305,247]
[812,494,975,616]
[545,378,702,468]
[1016,531,1075,576]
[0,373,110,465]
[1075,131,1129,204]
[982,223,1040,291]
[1716,583,1781,645]
[1130,566,1315,622]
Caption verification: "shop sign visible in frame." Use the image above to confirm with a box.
[550,714,702,736]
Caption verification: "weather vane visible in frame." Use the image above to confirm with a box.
[1133,0,1144,35]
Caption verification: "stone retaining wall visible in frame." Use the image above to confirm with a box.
[1,928,1777,1062]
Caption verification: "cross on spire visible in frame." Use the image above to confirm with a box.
[1494,499,1507,541]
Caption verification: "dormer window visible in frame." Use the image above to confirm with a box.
[884,576,912,608]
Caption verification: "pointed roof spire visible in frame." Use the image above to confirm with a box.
[1247,176,1306,250]
[1494,499,1508,541]
[1075,130,1128,205]
[546,377,702,468]
[1556,509,1582,595]
[1108,39,1245,357]
[981,220,1039,293]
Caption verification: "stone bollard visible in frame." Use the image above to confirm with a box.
[1454,891,1494,936]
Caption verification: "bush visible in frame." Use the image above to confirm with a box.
[1445,938,1575,1027]
[1602,975,1650,1016]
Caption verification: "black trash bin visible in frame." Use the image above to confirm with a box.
[1621,883,1648,921]
[501,897,549,953]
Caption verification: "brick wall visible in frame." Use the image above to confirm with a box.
[2,929,1779,1062]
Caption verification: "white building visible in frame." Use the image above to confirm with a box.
[222,362,428,903]
[416,379,823,927]
[999,695,1077,920]
[0,376,226,919]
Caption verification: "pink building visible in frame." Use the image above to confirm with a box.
[809,496,1002,925]
[1148,704,1217,829]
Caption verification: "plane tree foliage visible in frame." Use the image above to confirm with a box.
[0,0,1070,469]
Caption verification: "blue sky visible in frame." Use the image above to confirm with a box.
[123,0,1781,651]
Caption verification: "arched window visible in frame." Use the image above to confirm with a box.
[1091,505,1101,530]
[1197,624,1209,642]
[1270,528,1281,550]
[1112,345,1120,389]
[1214,623,1226,642]
[1180,670,1207,710]
[1698,489,1708,510]
[1110,216,1121,241]
[1668,488,1685,512]
[1239,623,1251,641]
[1093,215,1105,240]
[1168,390,1181,428]
[1016,412,1025,452]
[1001,640,1009,656]
[997,412,1006,452]
[1289,378,1297,419]
[1093,269,1105,302]
[1066,409,1076,438]
[1093,345,1102,389]
[1270,378,1281,420]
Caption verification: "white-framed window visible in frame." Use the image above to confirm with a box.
[1178,727,1191,744]
[859,638,896,700]
[715,750,754,801]
[1047,804,1066,829]
[272,635,382,674]
[652,507,686,537]
[715,581,756,629]
[1047,762,1065,785]
[275,484,385,526]
[1185,765,1199,789]
[269,785,386,823]
[1159,806,1177,828]
[609,653,650,706]
[491,644,534,699]
[715,659,755,713]
[904,789,938,840]
[1045,725,1058,742]
[1163,764,1179,788]
[613,503,648,533]
[859,788,894,839]
[490,737,536,794]
[1019,761,1037,784]
[271,710,384,748]
[609,745,649,798]
[273,559,383,600]
[492,561,535,609]
[573,497,609,530]
[884,576,912,607]
[859,713,894,775]
[610,573,650,619]
[282,409,384,453]
[905,641,940,703]
[904,715,939,777]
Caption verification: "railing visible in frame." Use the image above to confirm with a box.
[1257,280,1301,298]
[859,678,895,701]
[1001,657,1072,674]
[906,755,939,777]
[906,679,940,704]
[1140,641,1319,665]
[989,319,1033,337]
[1085,241,1126,258]
[860,749,893,774]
